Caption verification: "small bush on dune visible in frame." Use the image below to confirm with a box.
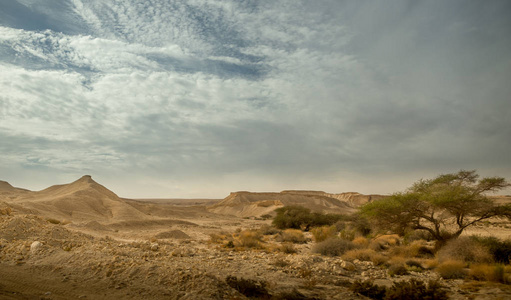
[313,238,355,257]
[435,260,467,279]
[278,229,306,244]
[437,237,493,264]
[311,225,337,242]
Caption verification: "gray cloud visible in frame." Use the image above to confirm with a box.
[1,0,510,197]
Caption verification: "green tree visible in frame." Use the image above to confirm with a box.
[360,170,511,244]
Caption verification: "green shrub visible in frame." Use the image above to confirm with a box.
[272,206,343,230]
[225,276,270,299]
[312,238,355,257]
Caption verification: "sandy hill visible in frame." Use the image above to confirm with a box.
[3,175,149,222]
[208,190,384,217]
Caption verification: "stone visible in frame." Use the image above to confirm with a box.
[30,241,42,253]
[340,261,356,271]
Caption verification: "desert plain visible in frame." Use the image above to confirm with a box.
[1,175,511,299]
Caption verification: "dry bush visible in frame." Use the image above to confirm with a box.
[311,225,337,242]
[390,240,434,259]
[278,229,306,244]
[437,237,493,264]
[388,263,409,277]
[369,234,400,251]
[352,236,369,248]
[469,264,507,283]
[237,230,263,248]
[258,224,281,236]
[313,238,355,257]
[209,232,233,245]
[343,248,378,262]
[435,260,467,279]
[279,243,297,254]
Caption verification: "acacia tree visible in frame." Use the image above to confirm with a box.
[360,170,511,243]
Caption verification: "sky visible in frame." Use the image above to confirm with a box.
[1,0,510,198]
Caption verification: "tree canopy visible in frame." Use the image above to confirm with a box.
[360,170,511,243]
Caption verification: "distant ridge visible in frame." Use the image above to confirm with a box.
[208,190,385,217]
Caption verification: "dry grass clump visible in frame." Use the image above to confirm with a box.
[388,262,409,277]
[437,237,493,264]
[343,248,381,262]
[311,225,337,242]
[390,240,434,259]
[209,232,233,245]
[468,264,508,283]
[435,260,467,279]
[369,234,400,251]
[313,238,355,257]
[237,230,263,248]
[278,229,307,244]
[278,242,297,254]
[258,224,281,236]
[352,236,369,247]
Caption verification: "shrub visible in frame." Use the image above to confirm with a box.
[258,225,281,236]
[388,263,409,277]
[311,225,337,242]
[390,240,434,259]
[225,276,270,299]
[278,229,306,244]
[470,235,511,264]
[350,279,387,300]
[279,243,297,254]
[435,260,467,279]
[437,237,493,263]
[272,206,343,230]
[352,236,369,248]
[343,249,378,262]
[469,264,506,283]
[312,238,355,257]
[386,279,448,300]
[238,230,263,248]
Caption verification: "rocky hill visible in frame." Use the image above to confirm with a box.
[0,175,148,222]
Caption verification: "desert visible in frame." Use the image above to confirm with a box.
[1,175,511,299]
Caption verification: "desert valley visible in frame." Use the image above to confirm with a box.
[1,175,511,300]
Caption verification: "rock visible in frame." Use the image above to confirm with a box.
[150,243,159,251]
[30,241,42,253]
[340,261,356,271]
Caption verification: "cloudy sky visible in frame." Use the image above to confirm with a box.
[1,0,510,198]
